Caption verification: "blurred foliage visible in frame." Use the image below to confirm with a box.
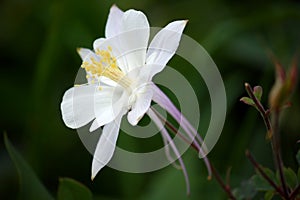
[5,134,92,200]
[0,0,300,199]
[4,134,54,200]
[57,178,93,200]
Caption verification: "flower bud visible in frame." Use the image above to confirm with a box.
[269,57,298,110]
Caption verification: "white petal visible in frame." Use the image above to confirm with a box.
[105,5,124,38]
[96,9,150,74]
[91,114,123,179]
[77,48,93,60]
[61,85,98,129]
[93,38,105,51]
[117,9,150,72]
[89,119,101,132]
[127,83,153,126]
[146,20,187,78]
[121,9,149,33]
[90,88,127,132]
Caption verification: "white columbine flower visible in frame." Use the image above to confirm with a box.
[61,5,211,194]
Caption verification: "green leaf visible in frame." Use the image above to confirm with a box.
[251,174,274,191]
[251,167,277,192]
[4,133,54,200]
[264,190,274,200]
[57,178,93,200]
[233,179,257,200]
[296,149,300,166]
[240,97,255,107]
[262,167,277,181]
[283,167,298,189]
[253,86,263,101]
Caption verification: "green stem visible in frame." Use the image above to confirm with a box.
[245,83,289,199]
[244,83,272,133]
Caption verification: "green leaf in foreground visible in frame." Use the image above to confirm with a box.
[57,178,93,200]
[4,133,54,200]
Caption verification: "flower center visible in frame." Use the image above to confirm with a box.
[81,46,132,88]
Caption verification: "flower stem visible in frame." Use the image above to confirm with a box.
[158,111,236,199]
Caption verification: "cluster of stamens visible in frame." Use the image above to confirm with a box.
[80,46,132,89]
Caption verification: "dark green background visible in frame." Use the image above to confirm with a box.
[1,0,299,199]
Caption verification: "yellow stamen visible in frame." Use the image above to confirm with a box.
[81,47,132,88]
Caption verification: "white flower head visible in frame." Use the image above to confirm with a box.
[61,5,209,194]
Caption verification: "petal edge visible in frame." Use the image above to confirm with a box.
[91,114,123,179]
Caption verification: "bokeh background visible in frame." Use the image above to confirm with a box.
[1,0,300,199]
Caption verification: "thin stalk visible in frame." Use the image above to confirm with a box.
[210,164,236,200]
[245,83,289,199]
[244,83,272,132]
[272,109,289,198]
[246,150,285,198]
[155,110,236,200]
[289,184,300,199]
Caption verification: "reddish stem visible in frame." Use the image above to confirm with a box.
[289,184,300,199]
[245,83,289,199]
[246,150,286,198]
[155,110,236,199]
